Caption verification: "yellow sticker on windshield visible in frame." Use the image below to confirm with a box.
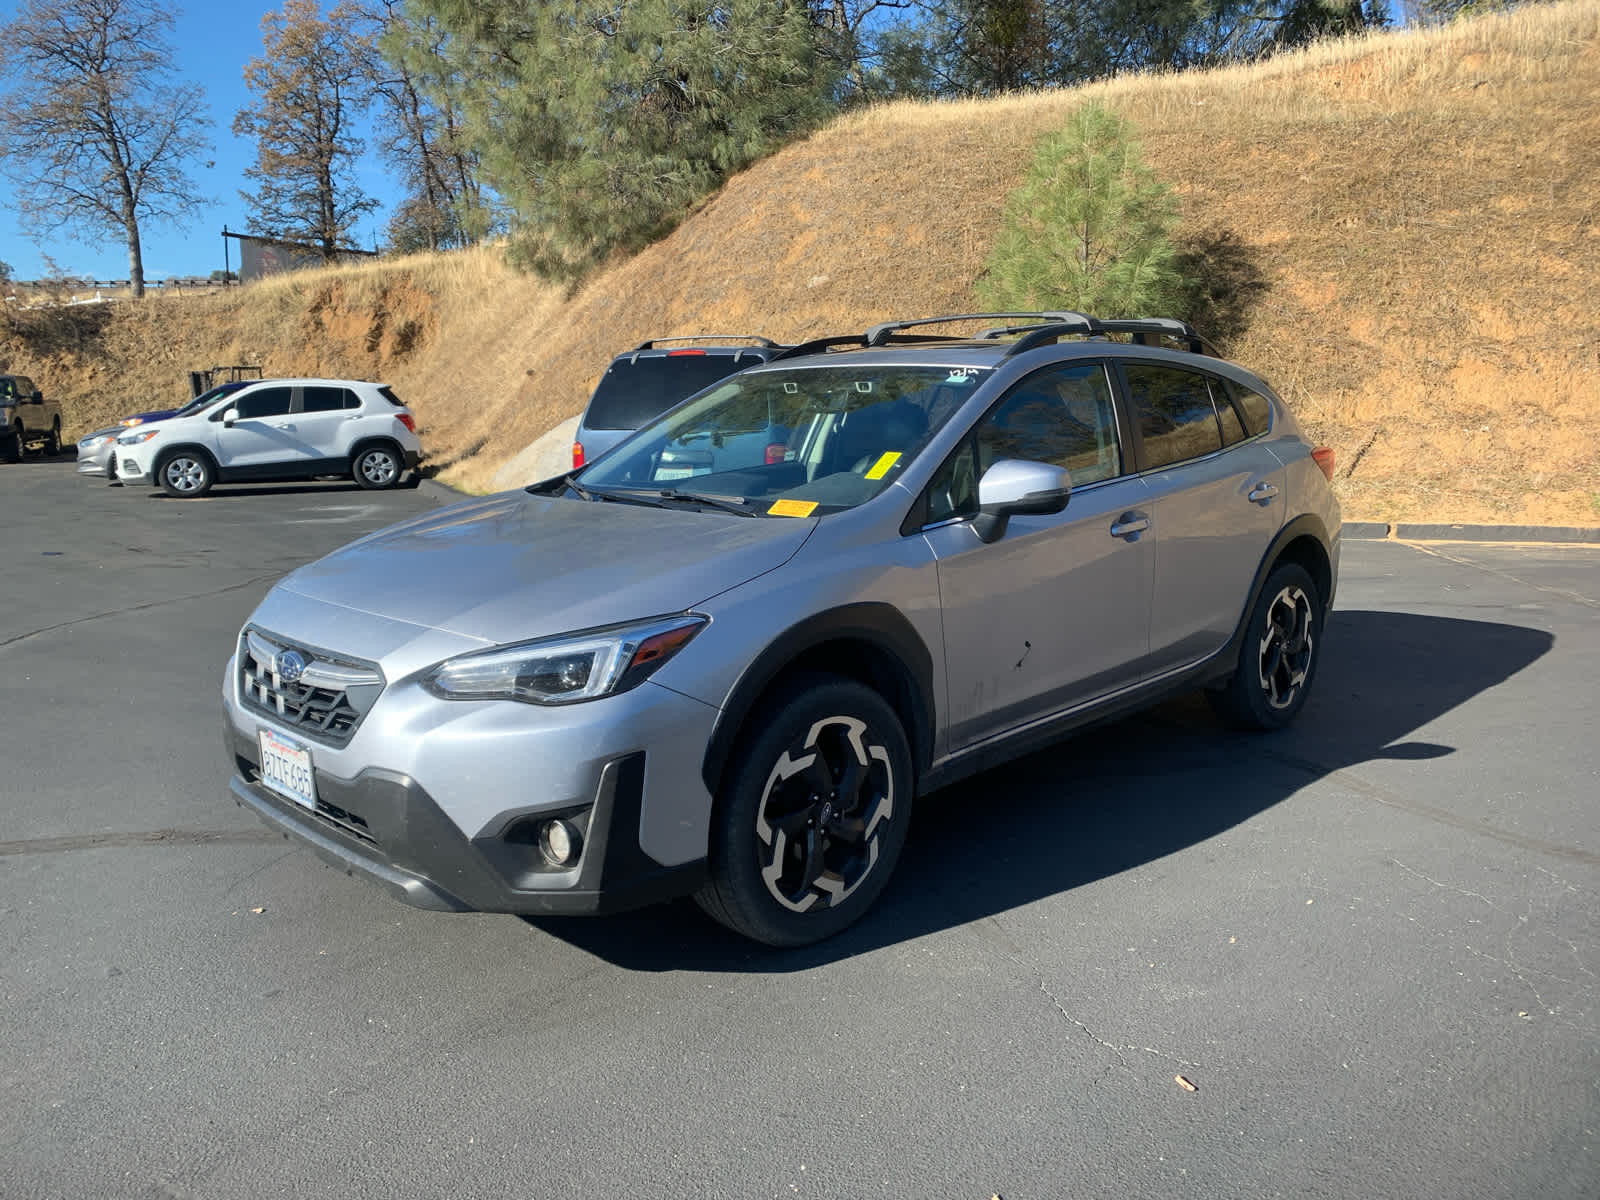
[768,499,818,518]
[863,451,902,481]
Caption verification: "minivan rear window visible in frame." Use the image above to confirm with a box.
[584,355,757,431]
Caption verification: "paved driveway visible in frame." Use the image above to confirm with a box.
[2,461,1595,1198]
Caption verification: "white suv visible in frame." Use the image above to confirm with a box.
[116,378,422,498]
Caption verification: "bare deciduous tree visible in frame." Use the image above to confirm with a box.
[233,0,377,259]
[0,0,211,298]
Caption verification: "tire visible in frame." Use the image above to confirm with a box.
[352,444,402,489]
[43,420,60,457]
[1208,562,1322,731]
[157,451,214,498]
[696,676,913,946]
[1,425,20,463]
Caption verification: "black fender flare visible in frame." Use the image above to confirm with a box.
[700,602,936,796]
[1215,513,1336,679]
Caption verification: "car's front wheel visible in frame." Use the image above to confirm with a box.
[352,445,402,489]
[1209,562,1322,730]
[1,424,21,463]
[697,677,912,946]
[158,451,214,498]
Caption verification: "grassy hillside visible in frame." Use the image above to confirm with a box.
[2,1,1596,524]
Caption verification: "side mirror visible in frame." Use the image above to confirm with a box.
[222,408,240,427]
[30,391,43,404]
[972,459,1071,543]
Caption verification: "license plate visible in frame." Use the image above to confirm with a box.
[258,728,317,811]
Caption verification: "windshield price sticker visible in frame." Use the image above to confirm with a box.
[863,451,902,480]
[768,499,819,518]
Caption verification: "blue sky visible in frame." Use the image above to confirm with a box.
[0,2,403,282]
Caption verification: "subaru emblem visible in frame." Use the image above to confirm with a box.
[273,649,307,683]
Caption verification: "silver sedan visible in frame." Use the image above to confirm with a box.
[76,428,122,480]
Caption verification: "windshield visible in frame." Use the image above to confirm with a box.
[575,364,988,517]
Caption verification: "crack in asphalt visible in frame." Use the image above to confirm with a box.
[0,571,285,652]
[1262,748,1600,865]
[0,829,281,856]
[1400,541,1600,609]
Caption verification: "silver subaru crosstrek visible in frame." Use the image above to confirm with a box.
[224,313,1340,946]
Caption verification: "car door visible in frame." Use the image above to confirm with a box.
[1120,361,1286,678]
[292,384,360,467]
[211,384,300,472]
[921,362,1154,753]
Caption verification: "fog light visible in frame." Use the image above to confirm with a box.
[538,818,581,867]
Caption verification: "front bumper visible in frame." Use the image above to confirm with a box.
[77,446,116,477]
[226,723,706,915]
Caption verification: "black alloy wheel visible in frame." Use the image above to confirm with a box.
[698,677,913,946]
[1209,561,1321,731]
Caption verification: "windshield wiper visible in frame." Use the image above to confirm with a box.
[598,487,757,517]
[564,474,595,501]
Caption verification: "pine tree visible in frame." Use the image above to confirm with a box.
[407,0,837,280]
[977,103,1182,318]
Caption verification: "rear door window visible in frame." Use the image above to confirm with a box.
[301,386,359,412]
[1123,364,1224,470]
[583,354,757,431]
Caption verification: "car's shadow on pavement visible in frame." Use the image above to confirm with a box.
[525,609,1554,971]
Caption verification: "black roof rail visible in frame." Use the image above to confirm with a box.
[769,334,872,359]
[863,312,1095,346]
[772,313,1219,362]
[1003,316,1218,358]
[628,335,778,352]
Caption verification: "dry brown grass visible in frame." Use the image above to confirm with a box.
[1,1,1595,522]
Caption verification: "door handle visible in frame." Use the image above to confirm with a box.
[1109,513,1149,539]
[1248,481,1279,503]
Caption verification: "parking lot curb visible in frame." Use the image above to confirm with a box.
[418,476,467,505]
[1343,522,1600,544]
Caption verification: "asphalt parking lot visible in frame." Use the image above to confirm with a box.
[2,459,1595,1199]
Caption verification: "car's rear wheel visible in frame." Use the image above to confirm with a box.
[43,420,60,456]
[158,451,214,498]
[1208,562,1321,731]
[353,444,402,489]
[696,677,912,946]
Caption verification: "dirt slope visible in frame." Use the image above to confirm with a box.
[2,1,1595,524]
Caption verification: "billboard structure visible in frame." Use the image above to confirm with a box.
[223,229,377,283]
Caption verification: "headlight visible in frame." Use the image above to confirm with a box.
[80,434,113,449]
[119,416,146,427]
[422,613,707,705]
[117,429,160,445]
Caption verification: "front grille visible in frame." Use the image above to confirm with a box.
[238,627,384,748]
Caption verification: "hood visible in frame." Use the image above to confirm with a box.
[276,490,816,646]
[120,408,180,426]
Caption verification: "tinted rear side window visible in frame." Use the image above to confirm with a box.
[1227,380,1273,437]
[377,386,404,408]
[583,354,758,431]
[1124,364,1223,470]
[302,386,358,412]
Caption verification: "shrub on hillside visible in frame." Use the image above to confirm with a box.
[977,103,1183,319]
